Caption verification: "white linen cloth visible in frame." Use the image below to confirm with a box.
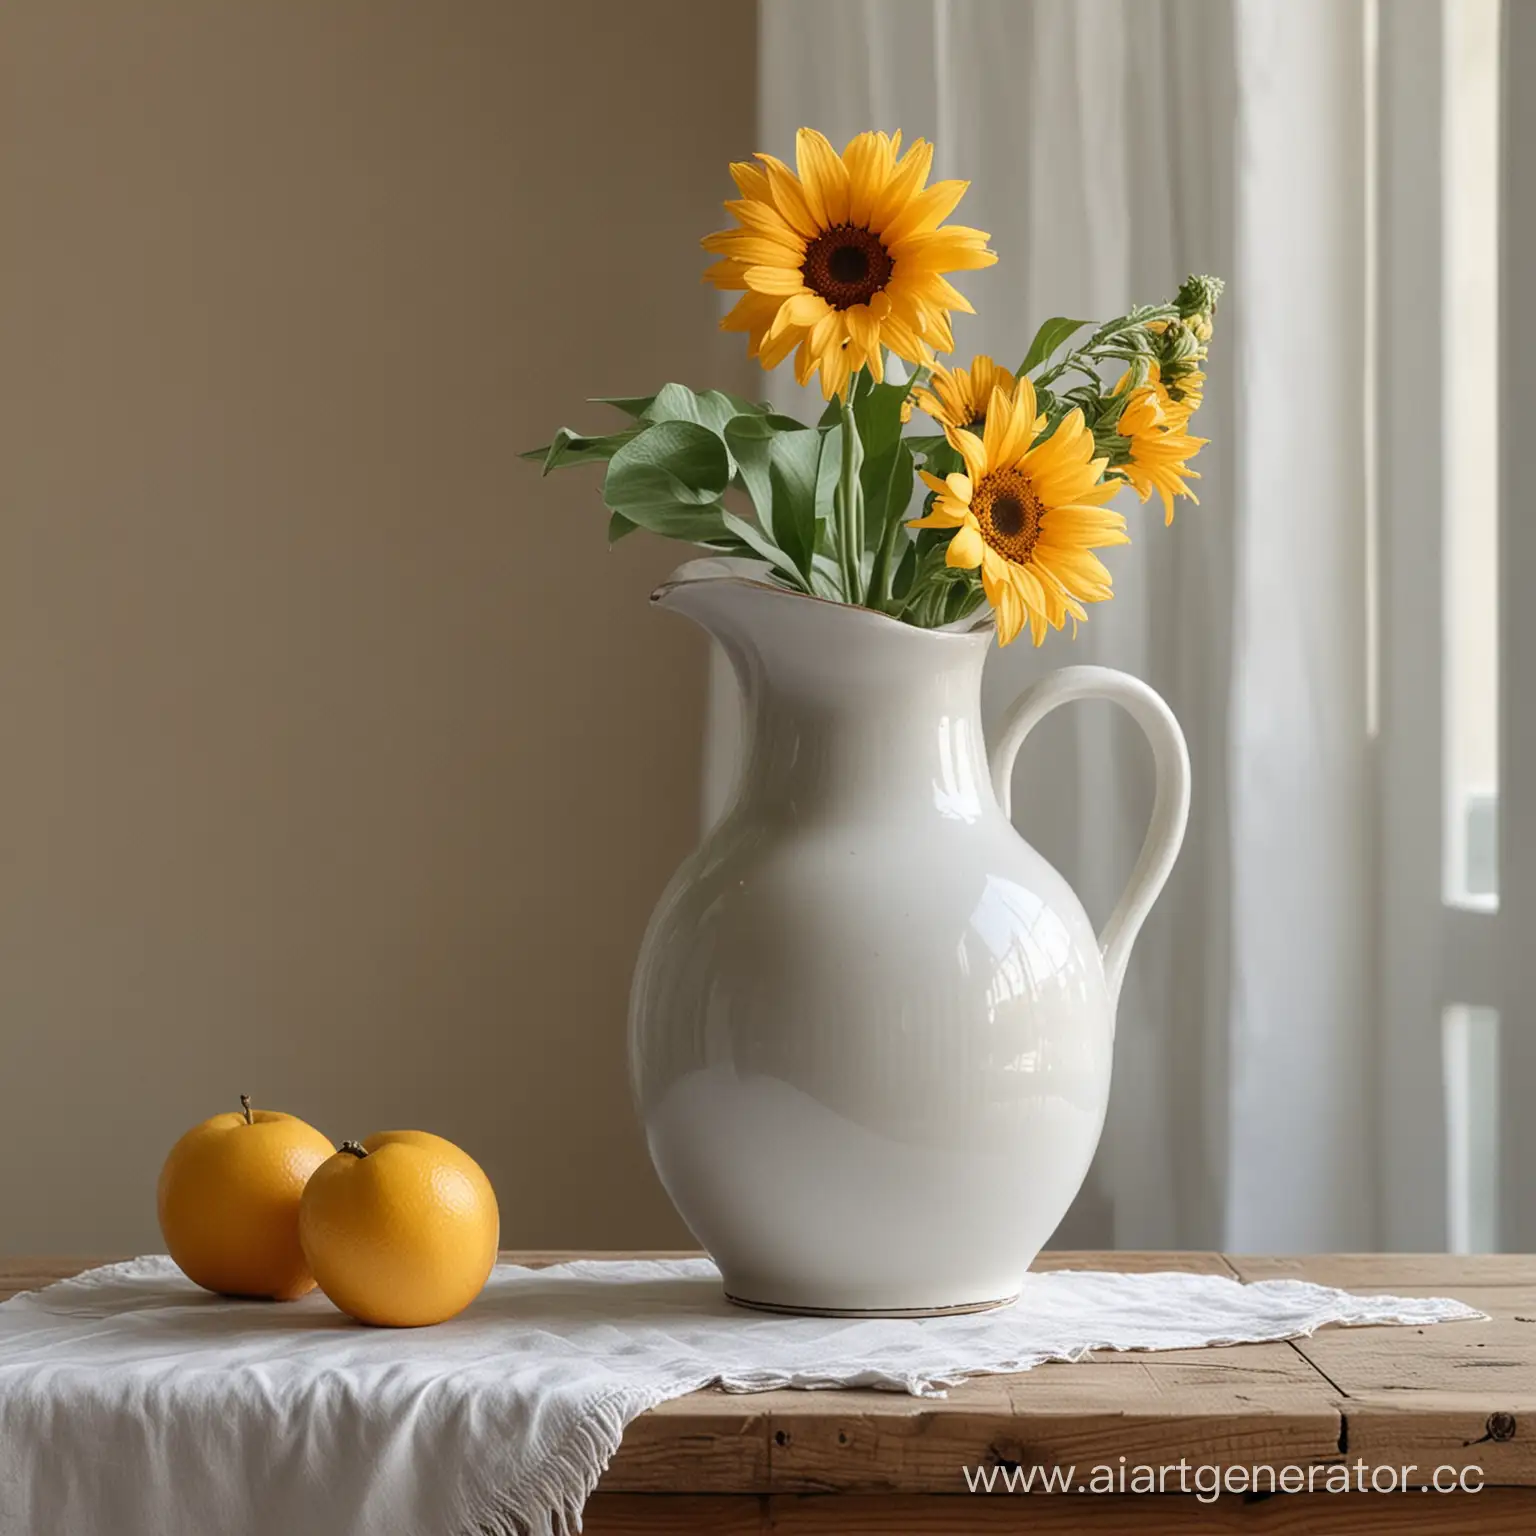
[0,1256,1483,1536]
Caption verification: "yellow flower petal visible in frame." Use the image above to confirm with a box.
[874,310,930,366]
[796,127,851,227]
[720,290,781,335]
[766,291,831,339]
[743,265,809,296]
[908,504,966,530]
[820,341,853,399]
[981,387,1011,467]
[808,307,842,359]
[843,130,894,226]
[870,138,934,230]
[755,153,819,237]
[703,256,753,289]
[702,232,806,266]
[946,522,985,568]
[1012,373,1038,425]
[729,160,772,203]
[949,427,988,484]
[844,303,881,359]
[758,323,801,370]
[881,178,970,246]
[993,390,1036,465]
[723,198,803,244]
[891,227,999,270]
[922,273,977,316]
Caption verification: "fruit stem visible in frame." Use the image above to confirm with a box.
[239,1094,253,1126]
[339,1140,369,1159]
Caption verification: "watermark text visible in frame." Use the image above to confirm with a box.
[962,1458,1485,1502]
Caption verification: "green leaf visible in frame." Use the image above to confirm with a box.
[943,566,982,620]
[606,488,732,541]
[694,533,757,555]
[643,383,787,439]
[523,425,644,474]
[728,414,821,579]
[719,411,799,442]
[1020,316,1089,376]
[862,437,916,552]
[607,420,729,498]
[605,465,721,514]
[589,394,656,419]
[602,421,733,543]
[719,511,809,590]
[864,439,914,602]
[852,381,915,552]
[608,511,639,545]
[904,432,948,460]
[809,554,846,601]
[852,379,911,460]
[723,415,778,537]
[644,386,811,490]
[767,429,821,582]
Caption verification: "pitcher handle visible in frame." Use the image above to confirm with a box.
[990,665,1191,1016]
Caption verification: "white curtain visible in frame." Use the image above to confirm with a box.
[738,0,1378,1251]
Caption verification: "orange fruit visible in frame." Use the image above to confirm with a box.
[298,1130,499,1327]
[157,1095,334,1300]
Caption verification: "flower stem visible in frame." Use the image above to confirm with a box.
[1030,303,1180,389]
[867,493,905,611]
[836,392,863,604]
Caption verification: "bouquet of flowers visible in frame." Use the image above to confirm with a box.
[528,128,1221,647]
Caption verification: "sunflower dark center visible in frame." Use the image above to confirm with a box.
[829,244,868,284]
[976,469,1043,565]
[801,225,894,310]
[990,495,1027,537]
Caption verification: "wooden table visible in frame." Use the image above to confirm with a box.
[5,1251,1532,1532]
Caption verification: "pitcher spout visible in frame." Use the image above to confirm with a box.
[649,558,788,640]
[652,557,992,692]
[649,558,800,692]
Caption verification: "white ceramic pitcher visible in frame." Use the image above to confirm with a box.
[629,560,1190,1316]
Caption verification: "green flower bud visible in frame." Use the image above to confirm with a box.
[1159,322,1201,366]
[1176,273,1224,319]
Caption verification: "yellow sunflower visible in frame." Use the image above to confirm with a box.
[1142,328,1206,431]
[702,129,997,399]
[1114,370,1207,525]
[910,354,1030,434]
[908,380,1129,647]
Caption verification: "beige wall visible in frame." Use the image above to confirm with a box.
[0,1,756,1253]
